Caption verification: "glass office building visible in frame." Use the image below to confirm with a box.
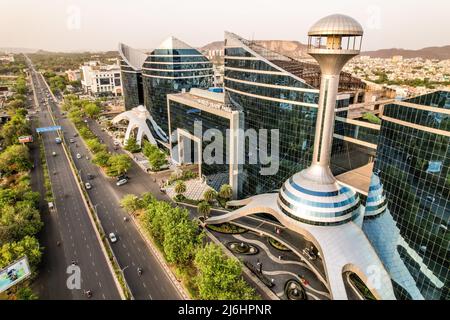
[224,32,365,198]
[118,43,147,110]
[142,37,214,135]
[363,91,450,300]
[167,89,240,194]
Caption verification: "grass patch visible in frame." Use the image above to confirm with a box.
[206,223,248,234]
[267,237,291,252]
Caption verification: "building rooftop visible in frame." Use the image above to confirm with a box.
[168,88,235,116]
[244,38,366,91]
[335,162,374,196]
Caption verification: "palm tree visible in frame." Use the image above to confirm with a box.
[174,180,187,197]
[198,201,211,220]
[219,184,233,200]
[203,188,217,203]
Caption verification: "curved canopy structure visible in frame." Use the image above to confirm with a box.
[206,194,396,300]
[308,14,364,36]
[112,105,168,146]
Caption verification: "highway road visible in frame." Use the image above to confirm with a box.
[33,70,182,300]
[28,65,121,300]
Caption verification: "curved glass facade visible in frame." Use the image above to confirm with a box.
[143,47,214,134]
[120,62,144,110]
[224,33,320,198]
[363,92,450,300]
[118,43,147,110]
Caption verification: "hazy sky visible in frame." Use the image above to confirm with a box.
[1,0,449,52]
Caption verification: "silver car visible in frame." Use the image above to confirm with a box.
[116,178,128,186]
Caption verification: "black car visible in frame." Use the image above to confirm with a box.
[116,174,130,181]
[87,174,95,180]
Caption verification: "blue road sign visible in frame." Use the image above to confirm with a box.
[36,126,62,133]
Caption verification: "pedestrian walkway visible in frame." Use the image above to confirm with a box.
[166,178,213,201]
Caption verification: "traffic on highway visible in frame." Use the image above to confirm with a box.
[28,59,182,300]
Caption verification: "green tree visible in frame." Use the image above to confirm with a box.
[0,201,43,244]
[124,137,141,153]
[218,184,233,201]
[6,99,26,111]
[203,189,217,203]
[194,243,257,300]
[142,200,173,245]
[163,214,201,266]
[0,236,42,270]
[14,77,28,95]
[15,287,38,300]
[107,154,131,176]
[0,113,31,147]
[174,181,187,197]
[84,103,101,119]
[120,194,142,215]
[198,201,211,220]
[92,151,111,167]
[148,149,167,171]
[142,141,167,170]
[141,192,156,207]
[86,138,106,154]
[78,126,95,140]
[0,145,32,175]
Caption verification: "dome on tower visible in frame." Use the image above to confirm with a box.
[308,14,363,36]
[277,165,362,226]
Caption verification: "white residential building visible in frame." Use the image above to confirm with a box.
[81,61,122,96]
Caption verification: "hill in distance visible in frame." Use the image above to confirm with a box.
[201,41,450,60]
[201,40,310,59]
[361,45,450,60]
[0,47,38,54]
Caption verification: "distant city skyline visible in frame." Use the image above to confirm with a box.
[1,0,449,52]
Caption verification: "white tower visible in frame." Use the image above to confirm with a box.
[276,14,364,227]
[308,14,363,168]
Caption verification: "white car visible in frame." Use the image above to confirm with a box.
[69,138,75,143]
[109,232,117,243]
[76,153,81,159]
[52,151,56,156]
[85,182,92,190]
[113,140,120,146]
[116,178,128,186]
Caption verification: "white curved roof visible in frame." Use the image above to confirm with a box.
[118,43,148,71]
[308,14,363,36]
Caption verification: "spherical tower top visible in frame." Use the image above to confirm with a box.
[307,14,364,56]
[308,14,363,37]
